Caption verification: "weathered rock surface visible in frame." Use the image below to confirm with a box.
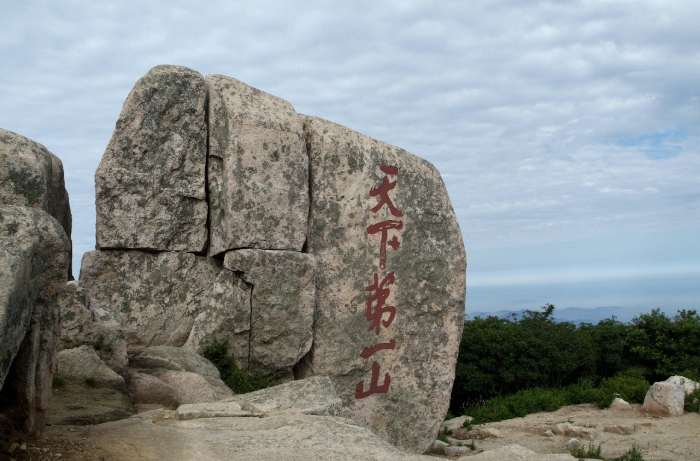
[223,376,342,417]
[72,413,433,461]
[57,345,127,393]
[207,75,308,255]
[604,424,634,435]
[184,269,251,370]
[79,250,222,354]
[456,444,577,461]
[128,371,180,409]
[609,397,633,411]
[48,346,135,426]
[442,415,472,432]
[153,370,232,404]
[130,346,222,380]
[0,206,69,434]
[224,250,314,377]
[57,280,129,376]
[641,381,686,416]
[95,65,208,252]
[302,116,466,452]
[665,375,700,395]
[0,128,72,277]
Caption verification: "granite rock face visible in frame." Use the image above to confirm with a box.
[207,75,308,255]
[302,116,466,453]
[79,250,222,354]
[0,128,72,277]
[57,280,129,376]
[184,269,252,370]
[95,65,208,252]
[224,250,315,378]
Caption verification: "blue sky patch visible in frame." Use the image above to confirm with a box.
[616,127,686,159]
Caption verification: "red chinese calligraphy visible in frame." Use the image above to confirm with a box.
[361,340,396,359]
[355,361,391,399]
[365,272,396,335]
[369,165,403,217]
[366,220,402,270]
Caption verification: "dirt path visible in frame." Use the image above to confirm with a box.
[440,404,700,460]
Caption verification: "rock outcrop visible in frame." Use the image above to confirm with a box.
[641,375,700,416]
[62,65,467,454]
[0,205,70,433]
[95,65,208,252]
[0,128,72,278]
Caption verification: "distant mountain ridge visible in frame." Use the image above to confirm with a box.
[466,305,682,324]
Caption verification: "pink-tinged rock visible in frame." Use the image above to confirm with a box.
[79,250,222,354]
[223,249,314,379]
[641,381,686,416]
[301,116,466,453]
[129,372,180,409]
[0,128,72,278]
[155,370,232,404]
[206,75,308,255]
[95,65,208,252]
[609,397,633,411]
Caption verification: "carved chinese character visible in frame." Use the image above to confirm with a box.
[355,361,391,399]
[361,339,396,359]
[370,164,403,217]
[366,220,402,270]
[365,272,396,335]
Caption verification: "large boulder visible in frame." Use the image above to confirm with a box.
[301,116,467,453]
[0,206,69,434]
[206,75,308,255]
[223,249,314,378]
[95,65,208,252]
[79,250,222,354]
[641,381,686,416]
[0,128,72,278]
[57,280,129,376]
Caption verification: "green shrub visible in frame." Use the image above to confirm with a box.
[611,444,645,461]
[685,388,700,413]
[595,372,649,408]
[570,442,604,460]
[202,340,277,394]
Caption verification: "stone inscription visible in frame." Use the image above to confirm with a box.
[355,164,403,399]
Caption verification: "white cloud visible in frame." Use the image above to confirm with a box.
[1,0,699,285]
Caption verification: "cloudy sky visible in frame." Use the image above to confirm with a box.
[2,1,699,315]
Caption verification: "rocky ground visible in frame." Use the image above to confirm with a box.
[434,403,700,460]
[1,403,698,460]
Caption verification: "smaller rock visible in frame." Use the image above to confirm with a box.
[542,429,555,437]
[641,381,685,416]
[221,376,342,417]
[129,346,221,380]
[564,426,596,440]
[603,425,634,435]
[441,415,472,432]
[446,436,461,446]
[7,442,19,453]
[57,345,127,393]
[18,443,26,451]
[154,371,232,404]
[175,401,258,420]
[432,439,448,454]
[128,372,180,409]
[609,398,633,411]
[444,445,468,456]
[566,438,581,450]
